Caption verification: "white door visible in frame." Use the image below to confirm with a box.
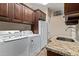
[29,36,41,56]
[39,20,48,49]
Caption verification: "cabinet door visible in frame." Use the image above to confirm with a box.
[28,9,33,23]
[64,3,79,15]
[23,6,28,23]
[23,6,34,24]
[0,3,8,17]
[14,3,23,22]
[8,3,14,19]
[0,3,10,22]
[32,12,35,23]
[29,36,41,56]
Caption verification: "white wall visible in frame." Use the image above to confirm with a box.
[48,11,72,39]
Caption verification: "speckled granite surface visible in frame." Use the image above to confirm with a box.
[46,36,79,56]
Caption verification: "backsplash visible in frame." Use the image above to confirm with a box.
[75,21,79,42]
[70,21,79,42]
[0,21,31,30]
[71,25,77,42]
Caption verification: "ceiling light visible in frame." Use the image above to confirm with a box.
[41,3,48,5]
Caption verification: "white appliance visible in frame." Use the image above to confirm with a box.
[0,30,34,56]
[29,35,41,56]
[0,37,30,56]
[39,20,48,49]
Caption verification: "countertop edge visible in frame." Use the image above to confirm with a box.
[46,46,71,56]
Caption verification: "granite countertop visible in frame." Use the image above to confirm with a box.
[46,36,79,56]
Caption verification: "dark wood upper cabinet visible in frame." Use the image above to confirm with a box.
[23,6,34,24]
[0,3,10,22]
[8,3,14,19]
[64,3,79,25]
[64,3,79,15]
[32,12,36,23]
[23,6,29,23]
[14,3,23,22]
[0,3,8,17]
[0,3,35,24]
[28,9,34,23]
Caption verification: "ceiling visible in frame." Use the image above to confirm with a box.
[25,3,64,13]
[46,3,64,11]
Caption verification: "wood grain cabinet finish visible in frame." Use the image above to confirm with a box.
[64,3,79,15]
[8,3,14,19]
[23,6,28,23]
[0,3,10,22]
[0,3,36,24]
[14,3,23,23]
[31,11,38,34]
[0,3,8,17]
[64,3,79,25]
[32,12,36,23]
[23,6,34,24]
[29,9,34,23]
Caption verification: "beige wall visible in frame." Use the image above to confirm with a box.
[48,11,72,38]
